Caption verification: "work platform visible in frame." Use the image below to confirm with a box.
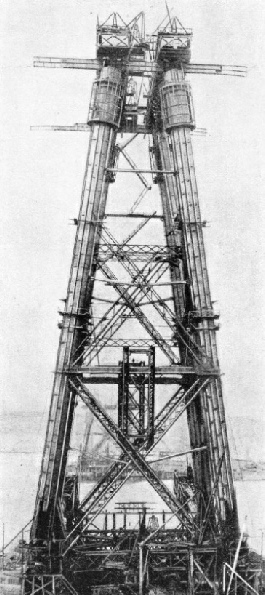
[67,364,219,384]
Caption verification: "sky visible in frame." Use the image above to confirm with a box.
[0,0,265,546]
[0,0,265,418]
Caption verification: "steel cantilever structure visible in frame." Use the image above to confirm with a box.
[24,12,253,595]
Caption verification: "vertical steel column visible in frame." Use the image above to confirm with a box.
[153,127,210,510]
[152,133,186,322]
[147,347,155,446]
[32,66,125,537]
[118,371,123,430]
[138,379,145,438]
[158,68,236,528]
[188,547,194,595]
[118,347,130,435]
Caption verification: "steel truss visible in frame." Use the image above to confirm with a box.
[24,9,255,595]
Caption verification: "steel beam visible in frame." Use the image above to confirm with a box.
[34,57,246,77]
[67,364,218,378]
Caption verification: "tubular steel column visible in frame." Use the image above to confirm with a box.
[158,68,236,531]
[151,133,212,501]
[118,347,130,435]
[152,132,186,322]
[32,66,125,538]
[153,128,213,521]
[147,346,155,446]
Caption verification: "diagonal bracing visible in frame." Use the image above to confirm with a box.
[63,376,211,553]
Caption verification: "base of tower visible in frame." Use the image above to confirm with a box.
[23,536,262,595]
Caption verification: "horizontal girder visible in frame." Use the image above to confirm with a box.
[33,56,247,77]
[67,364,219,383]
[98,244,169,261]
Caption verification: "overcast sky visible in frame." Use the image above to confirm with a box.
[0,0,265,424]
[1,0,265,549]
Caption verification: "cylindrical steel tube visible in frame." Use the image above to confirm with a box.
[160,69,195,131]
[88,66,124,127]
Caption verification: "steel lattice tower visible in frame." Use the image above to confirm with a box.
[24,12,251,595]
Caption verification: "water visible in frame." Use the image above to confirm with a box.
[0,414,264,555]
[0,413,46,546]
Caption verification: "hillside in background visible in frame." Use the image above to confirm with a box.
[1,411,264,462]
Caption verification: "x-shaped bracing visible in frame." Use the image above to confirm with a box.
[63,376,211,554]
[71,256,210,370]
[100,249,212,366]
[71,222,213,368]
[73,258,175,365]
